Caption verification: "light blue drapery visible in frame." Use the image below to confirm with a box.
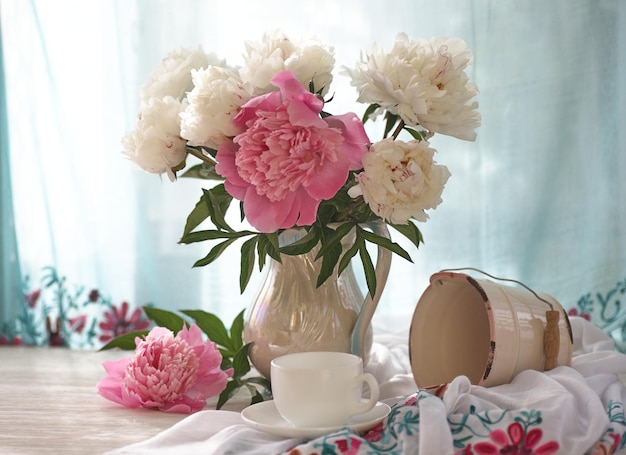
[0,8,27,343]
[0,0,624,345]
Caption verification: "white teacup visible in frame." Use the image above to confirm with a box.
[270,351,380,428]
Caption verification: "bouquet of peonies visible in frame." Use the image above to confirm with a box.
[122,30,480,298]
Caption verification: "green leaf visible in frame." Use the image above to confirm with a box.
[180,310,233,351]
[244,376,272,391]
[216,380,242,410]
[192,237,239,267]
[390,222,424,250]
[203,186,234,232]
[99,330,148,351]
[230,309,245,351]
[359,227,413,262]
[182,194,210,238]
[405,127,428,141]
[383,111,400,138]
[179,163,223,180]
[362,103,380,124]
[315,222,354,260]
[232,343,252,379]
[180,229,251,244]
[279,228,319,256]
[338,238,360,276]
[245,384,265,405]
[200,146,218,158]
[263,233,281,263]
[358,237,377,297]
[239,236,258,293]
[256,235,270,271]
[316,240,343,288]
[219,349,233,370]
[143,307,187,333]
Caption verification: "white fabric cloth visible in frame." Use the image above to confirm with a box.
[106,316,626,455]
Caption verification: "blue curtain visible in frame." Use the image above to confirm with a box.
[0,0,624,347]
[0,10,28,344]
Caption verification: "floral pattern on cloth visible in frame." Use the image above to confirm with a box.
[588,401,626,455]
[570,277,626,353]
[0,266,150,348]
[284,389,626,455]
[282,392,565,455]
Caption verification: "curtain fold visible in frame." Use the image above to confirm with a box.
[0,13,27,344]
[0,0,624,348]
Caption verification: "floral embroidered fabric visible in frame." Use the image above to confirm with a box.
[105,316,626,455]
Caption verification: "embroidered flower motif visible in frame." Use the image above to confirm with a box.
[0,335,22,346]
[589,433,622,455]
[363,422,384,443]
[88,289,100,303]
[215,70,369,232]
[97,324,232,414]
[25,289,41,309]
[472,422,559,455]
[98,301,150,343]
[69,314,87,334]
[335,436,363,454]
[568,307,591,321]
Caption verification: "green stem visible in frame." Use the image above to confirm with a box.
[186,146,218,167]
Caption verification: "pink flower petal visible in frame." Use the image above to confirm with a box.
[507,422,524,445]
[272,71,325,128]
[96,324,229,414]
[215,71,369,232]
[324,113,370,168]
[489,429,508,446]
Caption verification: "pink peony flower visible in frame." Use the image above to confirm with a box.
[215,70,369,232]
[97,324,232,414]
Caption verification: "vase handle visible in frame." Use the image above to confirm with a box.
[350,221,392,361]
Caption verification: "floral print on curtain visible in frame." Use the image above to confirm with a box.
[0,266,150,348]
[3,268,626,353]
[569,277,626,353]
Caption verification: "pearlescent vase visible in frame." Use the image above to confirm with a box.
[243,222,391,378]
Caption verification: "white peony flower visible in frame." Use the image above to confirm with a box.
[139,47,224,106]
[122,96,187,181]
[179,66,253,149]
[240,30,335,96]
[345,33,481,141]
[348,138,451,224]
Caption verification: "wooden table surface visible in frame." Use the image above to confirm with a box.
[0,346,189,454]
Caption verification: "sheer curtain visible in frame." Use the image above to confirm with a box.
[0,15,27,344]
[1,0,624,347]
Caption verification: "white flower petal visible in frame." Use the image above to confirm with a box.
[345,34,481,141]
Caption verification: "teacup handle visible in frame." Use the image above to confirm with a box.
[351,221,392,359]
[349,372,380,415]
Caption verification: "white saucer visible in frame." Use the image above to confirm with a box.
[241,400,391,439]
